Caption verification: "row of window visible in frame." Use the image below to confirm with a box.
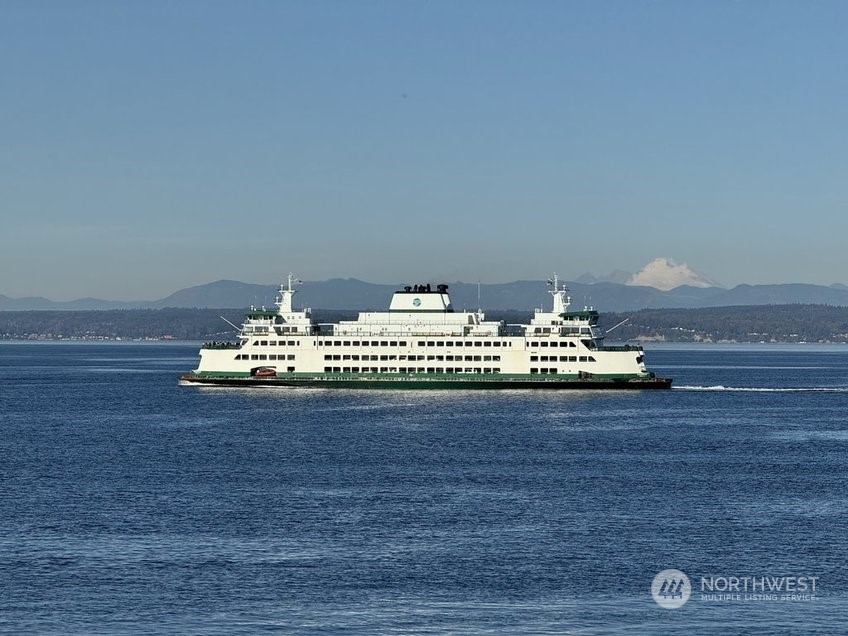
[320,340,406,347]
[324,367,503,374]
[532,327,592,334]
[318,366,580,375]
[249,338,582,349]
[317,339,513,348]
[234,352,594,364]
[530,355,595,362]
[530,341,577,347]
[252,340,301,347]
[323,354,502,362]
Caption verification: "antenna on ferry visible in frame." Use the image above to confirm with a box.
[286,273,300,291]
[548,273,571,314]
[477,279,481,313]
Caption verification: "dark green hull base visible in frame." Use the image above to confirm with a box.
[179,374,673,390]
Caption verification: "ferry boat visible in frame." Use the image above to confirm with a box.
[179,274,672,389]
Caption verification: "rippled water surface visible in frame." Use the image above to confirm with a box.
[1,342,846,634]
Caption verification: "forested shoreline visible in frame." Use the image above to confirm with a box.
[2,304,848,343]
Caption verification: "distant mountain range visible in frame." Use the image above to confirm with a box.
[5,278,848,312]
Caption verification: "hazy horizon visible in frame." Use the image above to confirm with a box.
[3,2,847,300]
[5,264,848,304]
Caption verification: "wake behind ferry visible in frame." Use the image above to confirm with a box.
[179,274,671,389]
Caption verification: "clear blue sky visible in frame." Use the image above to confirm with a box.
[2,1,847,300]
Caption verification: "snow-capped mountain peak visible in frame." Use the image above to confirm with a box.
[626,258,718,291]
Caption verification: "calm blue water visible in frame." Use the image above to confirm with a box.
[1,342,846,634]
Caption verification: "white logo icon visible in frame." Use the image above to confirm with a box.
[652,569,691,609]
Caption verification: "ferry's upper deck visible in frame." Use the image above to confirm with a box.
[332,283,499,337]
[233,275,607,340]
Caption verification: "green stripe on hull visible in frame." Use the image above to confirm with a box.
[191,370,252,378]
[181,371,672,390]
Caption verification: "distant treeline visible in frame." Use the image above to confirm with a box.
[0,309,249,341]
[0,309,360,341]
[600,305,848,343]
[2,304,848,343]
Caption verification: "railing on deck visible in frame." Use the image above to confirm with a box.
[596,344,643,352]
[201,342,241,350]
